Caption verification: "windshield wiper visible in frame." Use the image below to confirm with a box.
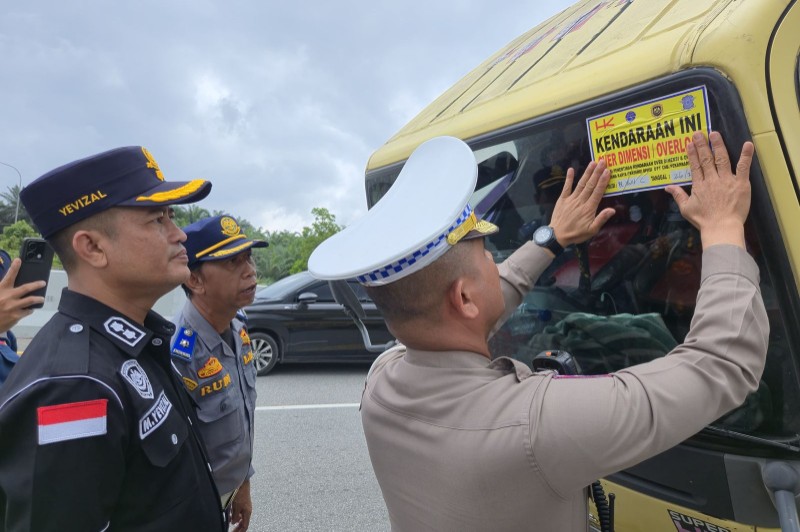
[702,425,800,453]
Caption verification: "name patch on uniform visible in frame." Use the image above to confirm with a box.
[120,359,154,399]
[198,357,223,379]
[171,327,196,361]
[104,317,145,347]
[139,391,172,439]
[200,373,231,397]
[37,399,108,445]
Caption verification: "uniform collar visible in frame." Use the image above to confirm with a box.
[403,348,491,368]
[58,288,174,357]
[403,347,534,381]
[180,299,243,356]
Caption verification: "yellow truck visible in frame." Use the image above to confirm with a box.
[364,1,800,530]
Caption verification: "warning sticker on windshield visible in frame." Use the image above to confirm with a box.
[587,86,711,196]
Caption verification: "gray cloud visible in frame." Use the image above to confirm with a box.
[0,0,574,232]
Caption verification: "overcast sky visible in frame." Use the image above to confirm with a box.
[2,1,576,233]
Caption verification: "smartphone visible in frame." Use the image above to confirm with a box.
[15,238,54,308]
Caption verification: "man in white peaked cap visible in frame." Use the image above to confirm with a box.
[309,133,767,532]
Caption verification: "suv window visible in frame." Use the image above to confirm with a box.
[348,281,372,302]
[305,282,370,303]
[257,271,314,300]
[307,282,335,303]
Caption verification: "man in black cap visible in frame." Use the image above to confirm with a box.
[171,214,266,532]
[0,146,226,531]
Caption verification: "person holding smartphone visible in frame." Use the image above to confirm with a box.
[0,248,47,386]
[0,147,227,531]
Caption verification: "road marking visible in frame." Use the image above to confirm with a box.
[256,403,359,411]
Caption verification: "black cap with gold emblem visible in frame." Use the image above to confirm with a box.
[20,146,212,238]
[182,214,268,268]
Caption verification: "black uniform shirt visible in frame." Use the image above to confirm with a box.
[0,289,226,531]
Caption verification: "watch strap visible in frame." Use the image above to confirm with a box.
[534,226,564,256]
[543,236,564,256]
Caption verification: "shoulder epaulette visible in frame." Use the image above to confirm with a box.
[50,318,91,375]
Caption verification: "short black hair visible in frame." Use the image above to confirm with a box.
[48,209,119,273]
[364,240,478,324]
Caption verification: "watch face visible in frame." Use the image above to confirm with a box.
[534,226,554,245]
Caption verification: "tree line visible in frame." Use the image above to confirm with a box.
[0,185,342,285]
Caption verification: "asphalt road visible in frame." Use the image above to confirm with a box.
[247,363,389,532]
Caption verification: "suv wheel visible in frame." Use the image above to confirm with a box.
[251,332,279,376]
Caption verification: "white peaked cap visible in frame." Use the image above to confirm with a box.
[308,136,498,286]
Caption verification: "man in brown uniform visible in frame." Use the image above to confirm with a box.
[308,132,767,531]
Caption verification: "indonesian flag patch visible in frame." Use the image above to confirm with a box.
[37,399,108,445]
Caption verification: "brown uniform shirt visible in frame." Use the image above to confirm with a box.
[361,243,768,532]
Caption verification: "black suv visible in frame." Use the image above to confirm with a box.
[243,271,395,375]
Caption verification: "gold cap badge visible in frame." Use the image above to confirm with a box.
[220,216,241,237]
[141,147,165,181]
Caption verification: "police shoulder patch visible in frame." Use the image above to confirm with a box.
[104,317,145,347]
[171,327,196,361]
[120,359,154,399]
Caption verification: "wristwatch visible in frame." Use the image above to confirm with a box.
[532,225,564,256]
